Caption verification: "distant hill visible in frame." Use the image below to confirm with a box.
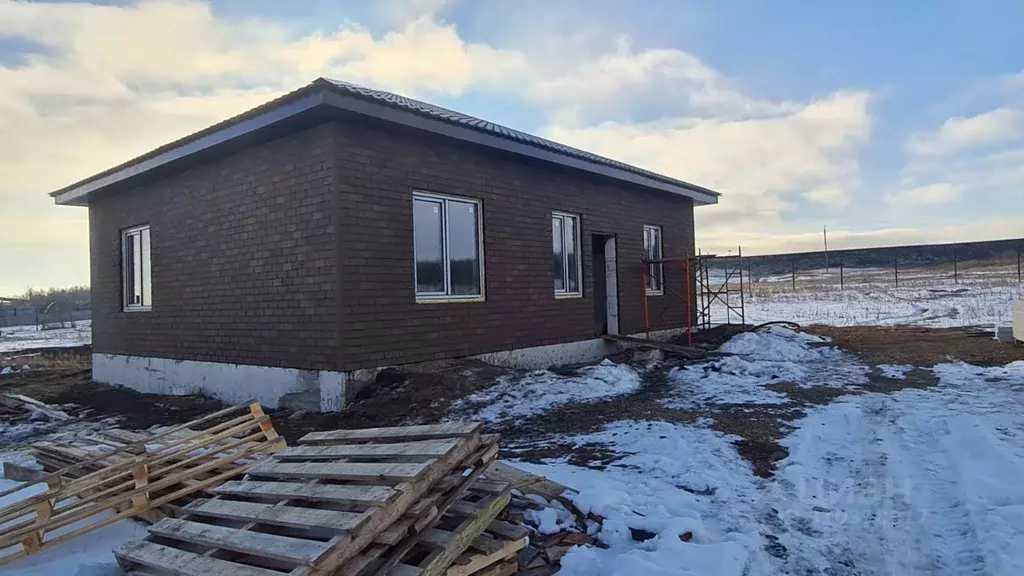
[721,237,1024,277]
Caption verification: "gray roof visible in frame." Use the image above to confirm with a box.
[51,78,720,206]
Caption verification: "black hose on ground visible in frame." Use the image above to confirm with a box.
[751,321,802,332]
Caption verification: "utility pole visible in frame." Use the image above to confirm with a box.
[823,225,829,272]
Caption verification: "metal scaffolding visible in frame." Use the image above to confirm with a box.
[695,248,746,330]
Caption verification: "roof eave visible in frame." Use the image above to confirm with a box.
[52,85,720,207]
[51,90,328,206]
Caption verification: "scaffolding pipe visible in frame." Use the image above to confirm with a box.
[685,255,693,346]
[641,261,651,339]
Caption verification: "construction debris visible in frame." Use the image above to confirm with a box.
[108,421,594,575]
[1,406,595,575]
[0,393,80,425]
[0,401,284,565]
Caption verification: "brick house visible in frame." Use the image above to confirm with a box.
[51,78,720,411]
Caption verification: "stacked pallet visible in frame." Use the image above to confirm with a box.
[112,423,550,576]
[0,402,284,566]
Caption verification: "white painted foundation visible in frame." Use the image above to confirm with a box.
[474,328,686,370]
[94,328,687,411]
[93,354,347,411]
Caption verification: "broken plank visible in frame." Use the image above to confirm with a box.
[276,440,458,462]
[447,537,527,576]
[212,480,398,506]
[299,423,482,445]
[485,519,531,541]
[247,461,432,482]
[148,518,331,566]
[113,539,281,576]
[184,498,369,532]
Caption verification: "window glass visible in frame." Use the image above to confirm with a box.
[122,226,152,310]
[414,198,445,294]
[564,216,579,293]
[140,227,152,306]
[643,226,663,293]
[447,200,481,295]
[552,216,565,292]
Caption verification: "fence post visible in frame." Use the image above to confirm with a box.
[954,252,958,285]
[894,257,899,288]
[791,260,796,290]
[840,261,844,290]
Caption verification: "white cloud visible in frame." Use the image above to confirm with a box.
[884,183,963,208]
[0,0,875,292]
[906,107,1024,156]
[548,91,871,233]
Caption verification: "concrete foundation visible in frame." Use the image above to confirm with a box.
[92,354,347,411]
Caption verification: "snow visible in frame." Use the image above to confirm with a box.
[743,267,1024,328]
[503,327,1024,575]
[766,360,1024,575]
[449,359,642,423]
[878,363,914,379]
[513,421,766,576]
[665,326,867,408]
[0,321,91,354]
[0,478,146,575]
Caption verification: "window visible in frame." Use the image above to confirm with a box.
[122,225,152,311]
[413,192,483,299]
[643,225,663,295]
[552,212,581,296]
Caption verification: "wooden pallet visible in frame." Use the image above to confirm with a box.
[0,401,284,566]
[345,436,505,576]
[114,423,487,576]
[441,515,529,576]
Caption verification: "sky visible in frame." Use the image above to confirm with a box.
[1,0,1023,294]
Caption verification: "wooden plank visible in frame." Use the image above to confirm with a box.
[446,537,527,576]
[277,440,458,461]
[293,431,484,576]
[299,423,482,445]
[462,559,517,576]
[247,461,432,482]
[601,333,707,359]
[184,498,369,532]
[212,480,398,506]
[484,461,576,499]
[410,489,512,576]
[485,520,531,542]
[113,539,281,576]
[148,518,331,566]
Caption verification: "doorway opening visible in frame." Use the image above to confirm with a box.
[591,234,619,335]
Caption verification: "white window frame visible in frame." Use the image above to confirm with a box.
[643,225,664,296]
[412,191,485,302]
[552,212,583,298]
[121,224,152,312]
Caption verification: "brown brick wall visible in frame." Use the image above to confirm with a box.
[330,118,696,370]
[89,124,340,370]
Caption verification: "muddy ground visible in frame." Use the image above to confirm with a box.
[2,325,1021,478]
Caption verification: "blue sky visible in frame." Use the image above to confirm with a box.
[1,0,1022,293]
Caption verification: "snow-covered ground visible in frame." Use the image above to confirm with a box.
[0,321,91,354]
[450,359,643,424]
[739,265,1024,328]
[468,326,1024,575]
[0,476,147,575]
[3,324,1022,574]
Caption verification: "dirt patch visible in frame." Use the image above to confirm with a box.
[809,325,1024,367]
[1,368,224,430]
[271,359,513,444]
[494,364,701,446]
